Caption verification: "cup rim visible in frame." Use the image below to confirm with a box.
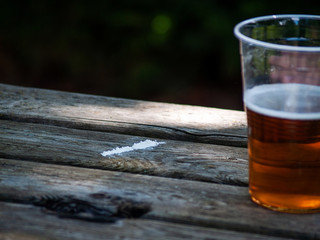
[234,14,320,52]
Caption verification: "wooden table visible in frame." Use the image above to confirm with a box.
[0,83,319,240]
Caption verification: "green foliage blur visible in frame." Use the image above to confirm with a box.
[0,1,319,109]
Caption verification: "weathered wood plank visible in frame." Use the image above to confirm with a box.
[1,158,319,239]
[0,202,289,240]
[0,83,247,146]
[0,119,248,186]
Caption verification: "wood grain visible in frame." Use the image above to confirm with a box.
[0,119,248,186]
[0,83,247,147]
[1,158,319,239]
[0,202,289,240]
[2,83,315,240]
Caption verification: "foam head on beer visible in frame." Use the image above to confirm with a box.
[245,83,320,119]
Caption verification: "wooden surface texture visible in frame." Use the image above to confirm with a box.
[1,84,318,240]
[0,84,247,147]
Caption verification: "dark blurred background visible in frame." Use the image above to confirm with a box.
[0,1,319,110]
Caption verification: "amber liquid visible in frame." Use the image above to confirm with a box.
[247,107,320,212]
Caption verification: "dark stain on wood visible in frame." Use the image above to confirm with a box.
[30,194,151,223]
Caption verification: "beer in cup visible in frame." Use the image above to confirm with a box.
[234,15,320,213]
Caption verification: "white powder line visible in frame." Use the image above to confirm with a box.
[101,139,166,157]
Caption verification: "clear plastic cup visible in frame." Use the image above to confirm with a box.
[234,15,320,213]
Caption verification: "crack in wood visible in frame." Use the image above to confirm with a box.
[0,113,247,147]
